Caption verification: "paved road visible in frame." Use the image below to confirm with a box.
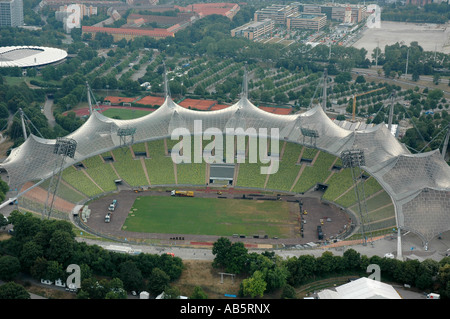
[76,228,450,263]
[43,97,55,128]
[351,67,450,97]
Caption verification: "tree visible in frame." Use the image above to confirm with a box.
[343,248,361,271]
[437,263,450,298]
[162,286,181,299]
[105,278,127,299]
[0,255,21,281]
[147,267,170,296]
[274,92,289,104]
[0,282,30,299]
[194,84,206,96]
[7,211,42,243]
[79,277,109,299]
[334,72,352,84]
[412,70,420,82]
[316,251,336,274]
[355,75,366,84]
[281,284,296,299]
[45,260,65,282]
[20,241,43,272]
[190,286,208,299]
[30,256,48,280]
[241,270,266,298]
[46,230,75,264]
[118,260,144,292]
[227,242,248,274]
[212,237,232,269]
[265,265,288,292]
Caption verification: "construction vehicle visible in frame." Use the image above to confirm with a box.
[351,87,385,122]
[108,199,117,211]
[317,225,324,240]
[171,190,194,197]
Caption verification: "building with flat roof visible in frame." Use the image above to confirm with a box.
[175,2,240,19]
[231,19,274,40]
[0,0,23,27]
[287,13,326,31]
[301,3,367,23]
[126,12,199,32]
[254,3,298,25]
[82,25,174,41]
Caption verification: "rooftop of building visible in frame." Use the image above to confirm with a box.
[82,25,174,37]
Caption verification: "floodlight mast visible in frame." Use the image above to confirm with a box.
[43,138,77,219]
[341,149,372,246]
[117,127,137,151]
[301,127,319,147]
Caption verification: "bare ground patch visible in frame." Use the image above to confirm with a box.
[172,260,244,299]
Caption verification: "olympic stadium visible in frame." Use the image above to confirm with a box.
[0,46,68,68]
[0,71,449,255]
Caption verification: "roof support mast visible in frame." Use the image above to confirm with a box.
[388,92,396,133]
[442,125,450,161]
[19,108,27,140]
[242,63,248,100]
[322,68,327,111]
[163,61,170,99]
[86,81,93,115]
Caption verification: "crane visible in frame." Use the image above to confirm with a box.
[351,87,386,122]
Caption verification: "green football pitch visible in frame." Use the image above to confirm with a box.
[122,196,295,238]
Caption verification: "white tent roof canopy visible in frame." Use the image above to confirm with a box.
[1,80,449,245]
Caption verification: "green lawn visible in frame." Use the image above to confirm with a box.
[123,196,293,237]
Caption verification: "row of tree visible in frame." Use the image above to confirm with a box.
[0,211,184,299]
[378,42,449,80]
[212,237,450,298]
[382,3,450,24]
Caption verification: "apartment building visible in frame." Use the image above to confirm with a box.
[287,13,326,31]
[302,3,367,23]
[82,25,174,41]
[231,18,274,40]
[254,3,298,25]
[0,0,23,27]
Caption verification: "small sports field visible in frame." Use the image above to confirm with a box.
[122,196,295,238]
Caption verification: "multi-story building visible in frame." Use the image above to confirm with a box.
[231,19,274,40]
[175,3,240,20]
[302,3,367,24]
[254,3,298,25]
[0,0,23,27]
[405,0,433,5]
[287,13,326,31]
[56,4,97,33]
[82,25,174,41]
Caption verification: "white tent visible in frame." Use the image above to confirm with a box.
[318,277,402,299]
